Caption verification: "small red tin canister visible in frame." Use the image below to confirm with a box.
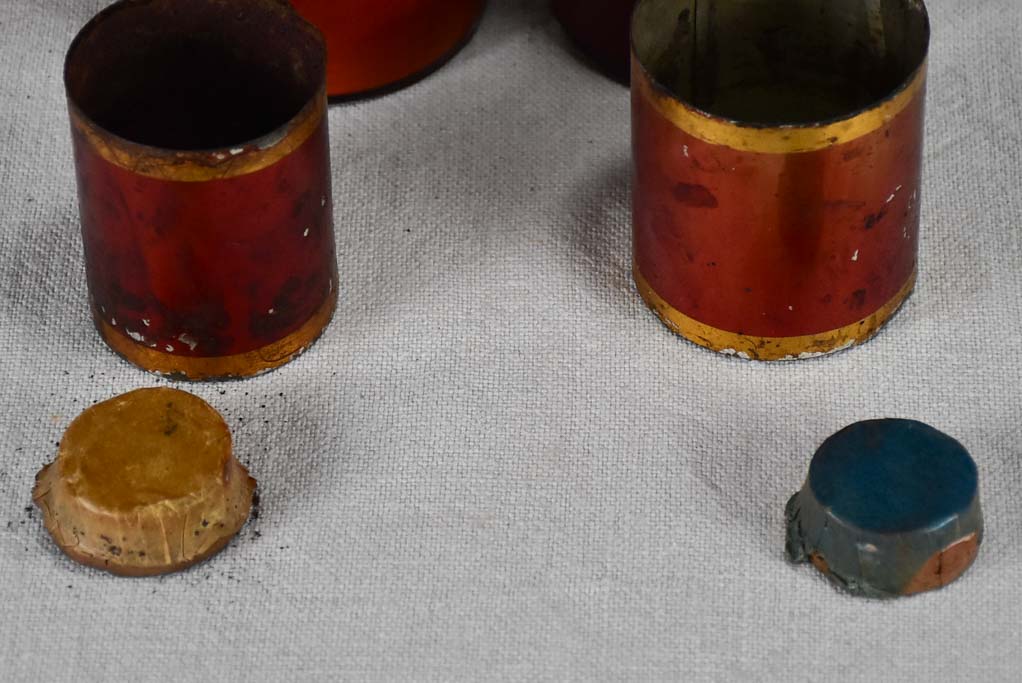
[65,0,337,380]
[552,0,635,83]
[631,0,930,360]
[289,0,485,99]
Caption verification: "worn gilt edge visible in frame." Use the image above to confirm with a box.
[69,88,327,182]
[93,285,338,381]
[633,264,916,361]
[633,59,927,154]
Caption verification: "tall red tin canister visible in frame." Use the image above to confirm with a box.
[552,0,636,83]
[290,0,485,99]
[65,0,338,380]
[631,0,930,360]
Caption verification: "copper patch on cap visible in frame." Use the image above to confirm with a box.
[903,534,980,596]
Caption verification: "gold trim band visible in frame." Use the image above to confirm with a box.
[635,63,927,154]
[634,265,916,361]
[70,91,327,182]
[93,286,337,380]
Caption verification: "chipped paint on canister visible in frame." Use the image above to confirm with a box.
[65,0,339,380]
[631,0,930,360]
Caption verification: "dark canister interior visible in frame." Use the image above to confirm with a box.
[633,0,930,124]
[552,0,636,83]
[65,0,325,150]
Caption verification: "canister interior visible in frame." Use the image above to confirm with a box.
[65,0,325,150]
[633,0,929,124]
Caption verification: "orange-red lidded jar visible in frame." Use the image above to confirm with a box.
[290,0,485,99]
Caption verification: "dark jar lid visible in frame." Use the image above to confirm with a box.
[786,419,983,598]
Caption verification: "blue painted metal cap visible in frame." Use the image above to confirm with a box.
[786,419,983,598]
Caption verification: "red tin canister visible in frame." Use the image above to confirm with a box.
[631,0,930,360]
[289,0,485,99]
[552,0,635,83]
[65,0,338,380]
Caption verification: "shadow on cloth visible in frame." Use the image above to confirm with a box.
[563,156,635,311]
[0,199,93,350]
[322,10,631,332]
[687,408,811,561]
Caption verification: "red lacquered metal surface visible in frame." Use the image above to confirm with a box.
[633,74,925,340]
[66,0,337,379]
[552,0,635,83]
[630,0,930,360]
[290,0,484,99]
[72,121,336,366]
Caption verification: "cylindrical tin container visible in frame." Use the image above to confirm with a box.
[289,0,485,100]
[631,0,930,360]
[65,0,338,380]
[552,0,636,84]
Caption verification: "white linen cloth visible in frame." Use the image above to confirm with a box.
[0,1,1019,679]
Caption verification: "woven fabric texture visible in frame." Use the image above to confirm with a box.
[0,1,1020,680]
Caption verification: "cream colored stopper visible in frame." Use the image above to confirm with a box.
[33,387,256,576]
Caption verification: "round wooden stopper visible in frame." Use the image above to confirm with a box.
[33,388,256,576]
[786,419,982,598]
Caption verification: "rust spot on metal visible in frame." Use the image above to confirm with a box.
[809,552,830,576]
[864,208,888,229]
[672,183,719,208]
